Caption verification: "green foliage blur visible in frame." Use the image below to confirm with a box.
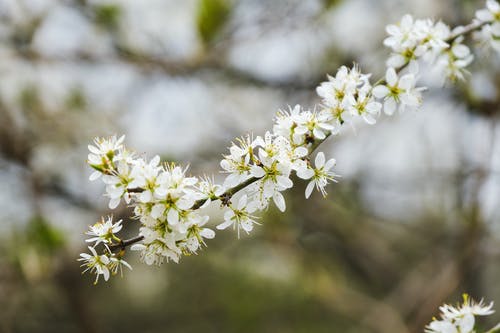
[196,0,231,46]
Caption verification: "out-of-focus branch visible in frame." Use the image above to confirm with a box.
[12,46,325,90]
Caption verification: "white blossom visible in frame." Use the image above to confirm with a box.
[296,152,337,198]
[78,246,111,284]
[81,3,495,284]
[477,22,500,51]
[129,156,162,203]
[476,0,500,22]
[294,110,335,140]
[250,152,293,212]
[109,257,132,277]
[273,105,306,144]
[217,195,259,237]
[316,65,370,109]
[102,160,134,209]
[131,238,180,265]
[181,214,215,253]
[344,86,382,125]
[372,67,424,115]
[384,15,451,69]
[220,140,254,188]
[196,175,225,208]
[85,216,123,246]
[426,295,495,333]
[436,39,474,81]
[475,1,500,52]
[87,135,125,181]
[316,65,377,127]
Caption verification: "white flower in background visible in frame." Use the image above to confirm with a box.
[372,67,424,115]
[425,295,495,333]
[422,21,450,51]
[436,40,474,81]
[85,216,123,246]
[384,15,419,50]
[476,0,500,22]
[217,195,259,237]
[478,22,500,51]
[78,246,111,284]
[475,1,500,51]
[296,152,337,198]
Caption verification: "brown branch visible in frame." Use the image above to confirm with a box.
[448,20,488,41]
[109,235,145,252]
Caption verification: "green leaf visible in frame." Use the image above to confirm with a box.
[196,0,231,46]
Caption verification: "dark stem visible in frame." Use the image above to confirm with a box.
[109,235,144,252]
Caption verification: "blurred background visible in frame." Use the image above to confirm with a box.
[1,0,500,332]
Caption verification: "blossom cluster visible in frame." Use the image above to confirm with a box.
[426,295,495,333]
[218,108,339,234]
[80,1,498,283]
[476,0,500,51]
[85,135,217,271]
[80,60,421,281]
[78,216,131,284]
[383,13,473,81]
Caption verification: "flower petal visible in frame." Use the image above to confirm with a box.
[372,85,390,98]
[273,192,286,212]
[315,152,325,168]
[305,181,315,199]
[386,68,398,86]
